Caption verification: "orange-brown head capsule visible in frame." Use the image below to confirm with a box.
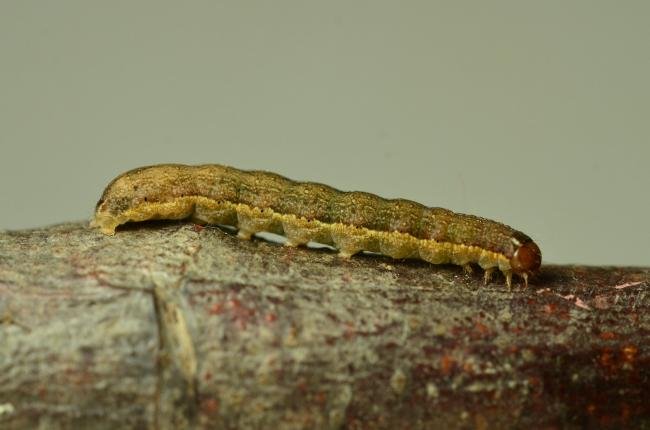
[510,240,542,276]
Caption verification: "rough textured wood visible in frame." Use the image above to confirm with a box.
[0,221,648,429]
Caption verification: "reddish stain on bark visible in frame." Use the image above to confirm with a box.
[227,298,256,329]
[200,397,219,415]
[599,331,617,340]
[599,348,615,372]
[621,345,637,366]
[314,391,327,406]
[543,303,557,314]
[473,320,491,338]
[440,354,455,376]
[462,360,476,374]
[208,303,224,315]
[207,297,256,329]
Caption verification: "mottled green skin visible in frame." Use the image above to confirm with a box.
[98,164,533,258]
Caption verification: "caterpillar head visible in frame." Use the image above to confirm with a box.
[510,239,542,277]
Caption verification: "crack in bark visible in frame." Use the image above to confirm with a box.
[151,288,164,430]
[151,280,199,429]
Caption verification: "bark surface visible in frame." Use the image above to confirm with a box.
[0,222,648,429]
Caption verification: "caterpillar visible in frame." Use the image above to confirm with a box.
[91,164,542,287]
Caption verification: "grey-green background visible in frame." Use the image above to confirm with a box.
[1,1,648,266]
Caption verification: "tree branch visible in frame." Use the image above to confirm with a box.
[1,222,648,429]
